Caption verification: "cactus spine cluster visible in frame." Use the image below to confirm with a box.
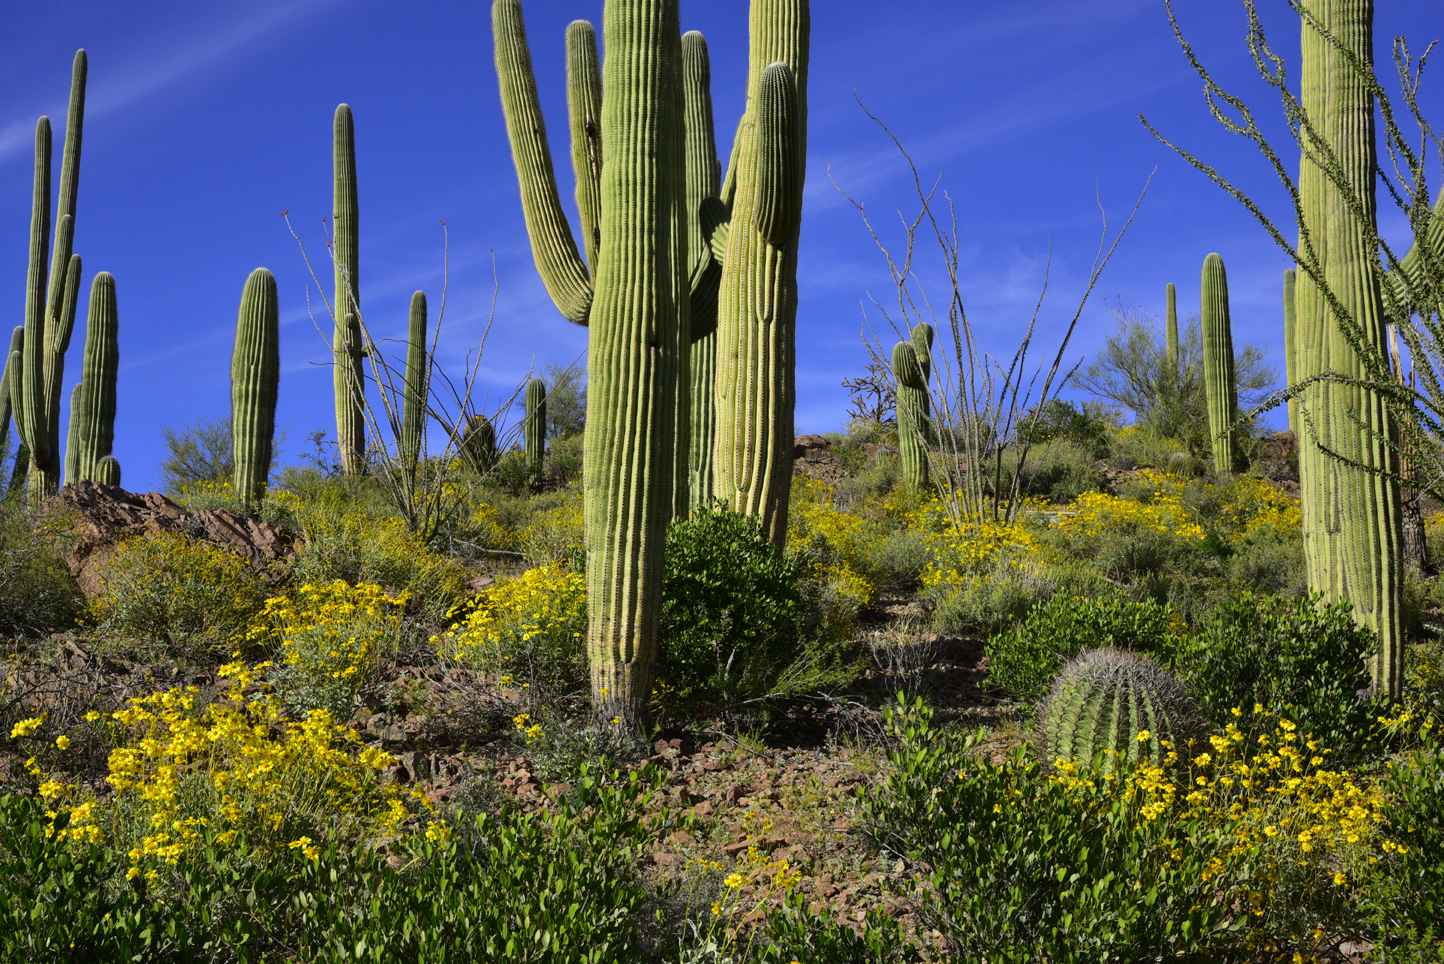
[73,272,119,482]
[1283,268,1298,436]
[333,104,366,476]
[460,414,497,475]
[400,291,428,470]
[712,2,809,547]
[893,323,933,487]
[1200,252,1237,473]
[16,51,87,500]
[1296,0,1404,696]
[231,269,280,506]
[1036,648,1204,775]
[525,376,547,483]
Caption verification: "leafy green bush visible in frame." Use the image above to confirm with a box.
[1368,725,1444,957]
[984,594,1182,702]
[1007,438,1104,504]
[89,530,267,659]
[1017,398,1115,456]
[658,505,803,711]
[1,766,658,963]
[0,498,83,637]
[1178,592,1380,755]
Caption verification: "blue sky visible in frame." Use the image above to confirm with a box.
[1,0,1439,491]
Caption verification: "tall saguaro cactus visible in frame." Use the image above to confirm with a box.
[231,269,280,507]
[1164,282,1179,373]
[1283,268,1299,435]
[1200,252,1237,473]
[712,1,809,546]
[495,0,692,722]
[18,51,88,500]
[892,335,931,488]
[1296,0,1404,696]
[74,271,119,482]
[333,104,366,476]
[684,30,722,513]
[525,376,547,483]
[400,291,428,470]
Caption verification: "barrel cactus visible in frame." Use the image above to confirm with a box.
[460,413,496,475]
[333,104,366,476]
[231,269,280,506]
[94,455,120,488]
[1200,252,1237,473]
[74,271,118,482]
[1036,647,1204,775]
[525,376,546,484]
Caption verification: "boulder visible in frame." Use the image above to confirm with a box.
[40,480,302,597]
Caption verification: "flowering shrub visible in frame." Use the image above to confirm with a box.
[518,491,585,567]
[1212,476,1301,547]
[786,478,877,638]
[862,697,1412,962]
[46,660,414,888]
[89,530,267,658]
[246,580,409,715]
[434,565,588,696]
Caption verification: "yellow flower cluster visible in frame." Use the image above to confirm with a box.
[1214,477,1301,546]
[248,580,408,686]
[63,660,413,880]
[434,565,586,678]
[1054,471,1205,543]
[519,493,586,566]
[681,811,804,956]
[907,494,1046,596]
[786,477,877,612]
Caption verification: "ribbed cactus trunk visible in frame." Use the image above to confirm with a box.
[18,51,87,502]
[231,269,280,507]
[525,376,547,484]
[494,0,688,723]
[460,414,496,474]
[1284,268,1299,435]
[75,271,118,482]
[1297,0,1404,697]
[684,31,722,514]
[712,0,809,547]
[63,386,81,485]
[400,291,428,471]
[333,104,366,476]
[1200,252,1237,473]
[1165,282,1179,374]
[94,455,119,488]
[0,329,20,461]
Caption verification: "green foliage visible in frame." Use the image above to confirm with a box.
[1001,438,1104,504]
[985,593,1183,702]
[158,415,233,495]
[1017,398,1114,456]
[0,767,657,963]
[658,505,803,712]
[0,498,83,636]
[1369,726,1444,955]
[541,360,586,440]
[759,893,921,962]
[1036,647,1204,774]
[88,530,266,660]
[1176,592,1381,755]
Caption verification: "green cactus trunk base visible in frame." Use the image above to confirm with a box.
[333,104,366,476]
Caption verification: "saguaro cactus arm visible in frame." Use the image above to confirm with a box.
[400,291,428,469]
[753,63,801,248]
[494,0,594,325]
[19,118,53,472]
[64,385,82,485]
[1284,268,1298,435]
[566,20,605,273]
[0,329,21,458]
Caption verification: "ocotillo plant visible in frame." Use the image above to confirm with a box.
[333,104,366,476]
[525,376,547,484]
[684,30,722,513]
[1283,268,1298,435]
[712,5,809,546]
[75,271,118,482]
[231,269,280,507]
[459,414,496,475]
[1200,252,1237,473]
[400,291,428,471]
[17,50,87,499]
[1296,0,1404,696]
[0,328,22,460]
[495,0,694,721]
[94,454,120,488]
[893,340,928,487]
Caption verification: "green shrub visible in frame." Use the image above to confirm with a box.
[1008,438,1104,504]
[0,499,83,637]
[1017,398,1115,456]
[1,766,658,963]
[1178,592,1380,755]
[984,594,1182,702]
[1368,726,1444,956]
[88,530,267,659]
[658,505,804,712]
